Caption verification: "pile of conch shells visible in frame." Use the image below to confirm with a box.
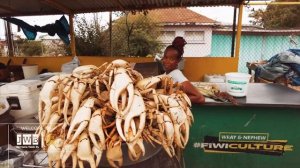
[37,59,193,168]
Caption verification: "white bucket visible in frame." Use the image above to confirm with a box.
[225,72,251,97]
[22,65,38,79]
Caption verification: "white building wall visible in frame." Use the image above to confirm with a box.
[159,26,212,57]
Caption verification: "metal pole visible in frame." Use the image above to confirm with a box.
[246,2,300,5]
[231,6,237,57]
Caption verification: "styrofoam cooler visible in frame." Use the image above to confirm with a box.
[0,80,44,119]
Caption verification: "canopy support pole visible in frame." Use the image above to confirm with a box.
[231,6,237,57]
[234,2,244,58]
[69,14,76,56]
[4,20,14,57]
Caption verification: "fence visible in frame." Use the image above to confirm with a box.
[1,6,299,74]
[211,31,300,73]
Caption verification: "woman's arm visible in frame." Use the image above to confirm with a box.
[181,81,205,104]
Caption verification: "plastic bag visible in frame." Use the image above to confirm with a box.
[0,144,30,168]
[61,56,80,73]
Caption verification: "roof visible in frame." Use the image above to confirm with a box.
[147,8,218,25]
[0,0,243,17]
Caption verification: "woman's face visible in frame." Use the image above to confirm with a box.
[162,48,179,73]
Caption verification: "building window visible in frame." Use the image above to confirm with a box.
[184,31,204,43]
[159,31,175,43]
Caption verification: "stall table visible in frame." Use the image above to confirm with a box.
[185,83,300,168]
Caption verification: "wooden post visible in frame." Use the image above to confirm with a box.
[234,2,244,58]
[69,14,76,56]
[109,12,112,56]
[4,20,14,57]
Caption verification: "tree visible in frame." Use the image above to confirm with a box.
[74,12,162,57]
[74,14,106,56]
[249,0,300,29]
[14,39,43,56]
[104,12,163,57]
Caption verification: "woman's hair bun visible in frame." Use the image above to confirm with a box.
[172,36,186,58]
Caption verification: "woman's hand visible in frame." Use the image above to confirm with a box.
[181,81,205,104]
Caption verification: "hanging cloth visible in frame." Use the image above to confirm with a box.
[2,16,70,45]
[2,17,37,40]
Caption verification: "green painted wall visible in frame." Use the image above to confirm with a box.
[211,34,300,73]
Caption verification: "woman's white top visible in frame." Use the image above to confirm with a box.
[167,69,188,83]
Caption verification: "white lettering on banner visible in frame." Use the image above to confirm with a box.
[219,132,269,142]
[193,142,201,148]
[17,134,22,145]
[23,134,32,145]
[16,133,40,147]
[242,135,267,141]
[32,134,39,145]
[213,143,228,149]
[197,143,229,149]
[221,135,236,140]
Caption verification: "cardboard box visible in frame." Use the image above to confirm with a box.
[133,62,164,78]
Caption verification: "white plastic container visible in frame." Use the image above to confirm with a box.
[0,80,43,119]
[225,72,251,97]
[204,74,225,83]
[22,64,38,79]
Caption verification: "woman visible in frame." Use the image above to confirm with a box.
[162,37,205,104]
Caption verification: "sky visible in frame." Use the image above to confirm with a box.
[191,5,266,25]
[0,5,266,40]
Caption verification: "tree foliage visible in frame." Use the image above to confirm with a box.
[249,0,300,29]
[14,39,43,56]
[108,12,162,56]
[74,12,162,57]
[75,14,106,56]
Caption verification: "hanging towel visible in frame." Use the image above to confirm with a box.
[2,16,70,45]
